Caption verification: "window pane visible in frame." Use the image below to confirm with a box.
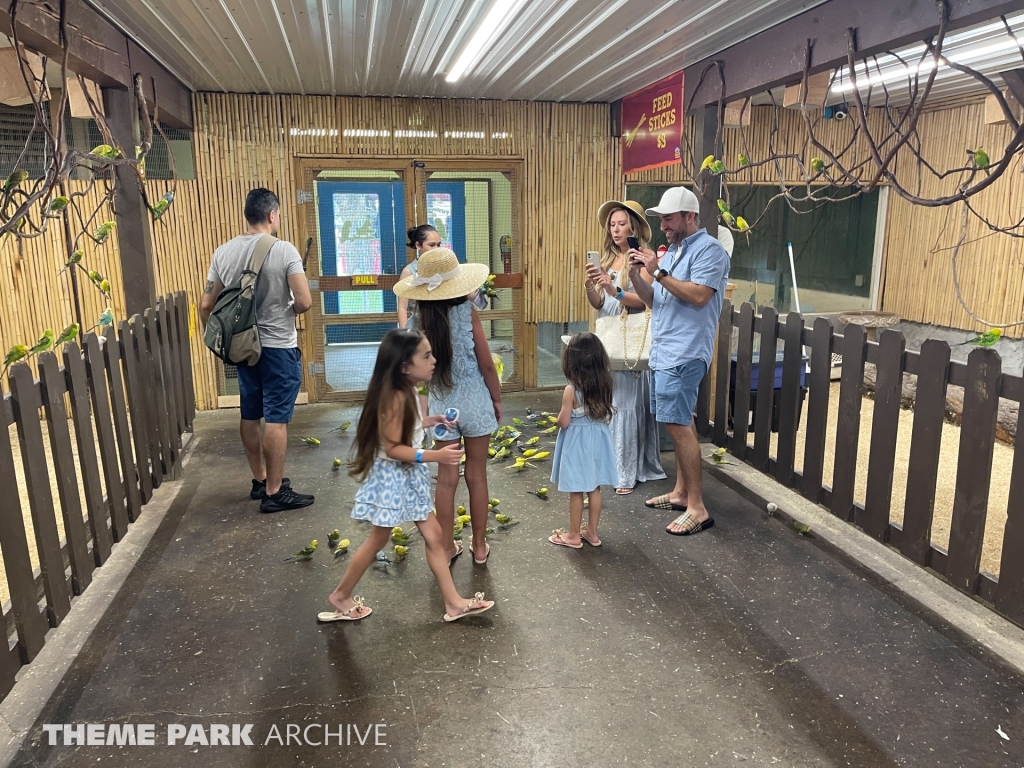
[427,192,454,249]
[332,192,383,314]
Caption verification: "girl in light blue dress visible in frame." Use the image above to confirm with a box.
[319,329,494,624]
[549,333,617,549]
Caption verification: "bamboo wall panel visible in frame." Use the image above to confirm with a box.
[0,182,124,381]
[628,103,1024,336]
[189,93,620,326]
[881,101,1024,337]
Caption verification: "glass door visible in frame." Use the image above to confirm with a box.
[314,176,405,394]
[297,160,523,402]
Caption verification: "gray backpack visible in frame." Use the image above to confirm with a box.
[203,234,276,366]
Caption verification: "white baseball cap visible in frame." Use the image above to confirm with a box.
[646,187,700,216]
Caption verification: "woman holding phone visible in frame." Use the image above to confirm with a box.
[397,225,442,329]
[583,200,666,495]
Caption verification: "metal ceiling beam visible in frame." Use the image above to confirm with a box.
[684,0,1024,110]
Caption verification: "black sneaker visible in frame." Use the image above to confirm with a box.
[259,487,314,514]
[250,477,291,500]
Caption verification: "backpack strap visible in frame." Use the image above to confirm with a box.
[248,234,277,274]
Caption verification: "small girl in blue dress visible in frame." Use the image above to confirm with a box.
[548,333,617,549]
[319,329,494,623]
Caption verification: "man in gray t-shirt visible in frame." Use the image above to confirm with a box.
[200,188,315,514]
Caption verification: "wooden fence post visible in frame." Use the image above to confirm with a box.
[8,364,71,627]
[119,319,153,504]
[801,318,833,502]
[774,312,805,486]
[103,325,142,521]
[751,307,778,471]
[712,300,732,447]
[947,348,1001,594]
[0,389,49,660]
[996,395,1024,623]
[862,329,906,541]
[731,303,755,457]
[831,324,866,522]
[38,352,93,593]
[84,334,130,542]
[900,340,950,564]
[64,342,113,564]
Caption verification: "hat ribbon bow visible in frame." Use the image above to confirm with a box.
[410,265,461,291]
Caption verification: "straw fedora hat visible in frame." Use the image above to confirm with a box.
[392,247,489,301]
[596,199,652,243]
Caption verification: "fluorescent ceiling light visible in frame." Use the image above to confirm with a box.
[445,0,527,83]
[832,15,1024,93]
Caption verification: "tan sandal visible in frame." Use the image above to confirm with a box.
[580,524,602,547]
[548,528,583,549]
[443,592,494,622]
[318,595,372,622]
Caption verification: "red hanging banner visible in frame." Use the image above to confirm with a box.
[621,71,684,174]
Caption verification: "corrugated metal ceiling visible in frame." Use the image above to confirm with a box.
[827,12,1024,107]
[86,0,831,101]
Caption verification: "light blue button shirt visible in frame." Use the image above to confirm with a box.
[649,228,730,370]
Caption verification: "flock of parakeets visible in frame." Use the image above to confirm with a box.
[1,147,177,378]
[283,407,569,564]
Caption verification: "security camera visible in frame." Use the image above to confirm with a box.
[825,103,849,120]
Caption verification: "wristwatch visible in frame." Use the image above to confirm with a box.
[654,268,669,282]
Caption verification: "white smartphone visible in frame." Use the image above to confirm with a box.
[586,251,601,271]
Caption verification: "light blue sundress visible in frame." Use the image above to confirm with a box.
[350,399,432,527]
[600,269,666,489]
[426,301,498,440]
[550,390,617,493]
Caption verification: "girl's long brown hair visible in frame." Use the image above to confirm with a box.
[561,333,614,423]
[349,329,424,481]
[416,295,467,396]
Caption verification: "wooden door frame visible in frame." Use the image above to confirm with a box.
[293,155,525,402]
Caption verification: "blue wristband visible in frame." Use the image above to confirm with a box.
[616,288,625,301]
[415,449,424,463]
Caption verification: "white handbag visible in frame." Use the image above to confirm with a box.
[593,270,651,372]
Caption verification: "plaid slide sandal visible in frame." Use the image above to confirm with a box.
[666,512,715,536]
[645,493,687,511]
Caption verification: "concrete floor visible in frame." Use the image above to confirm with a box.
[11,393,1024,767]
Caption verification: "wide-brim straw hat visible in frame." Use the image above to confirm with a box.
[597,199,652,243]
[393,247,489,301]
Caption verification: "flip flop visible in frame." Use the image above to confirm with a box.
[469,542,490,564]
[549,529,583,549]
[615,487,634,495]
[443,592,495,622]
[666,512,715,536]
[580,524,602,547]
[317,596,372,622]
[645,493,687,511]
[448,540,464,565]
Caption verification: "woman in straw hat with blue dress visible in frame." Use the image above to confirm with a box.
[583,200,666,495]
[394,248,503,567]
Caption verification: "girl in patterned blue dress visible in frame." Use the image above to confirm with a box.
[548,333,618,549]
[395,248,502,566]
[320,329,494,623]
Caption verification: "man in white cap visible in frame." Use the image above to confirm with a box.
[628,187,730,536]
